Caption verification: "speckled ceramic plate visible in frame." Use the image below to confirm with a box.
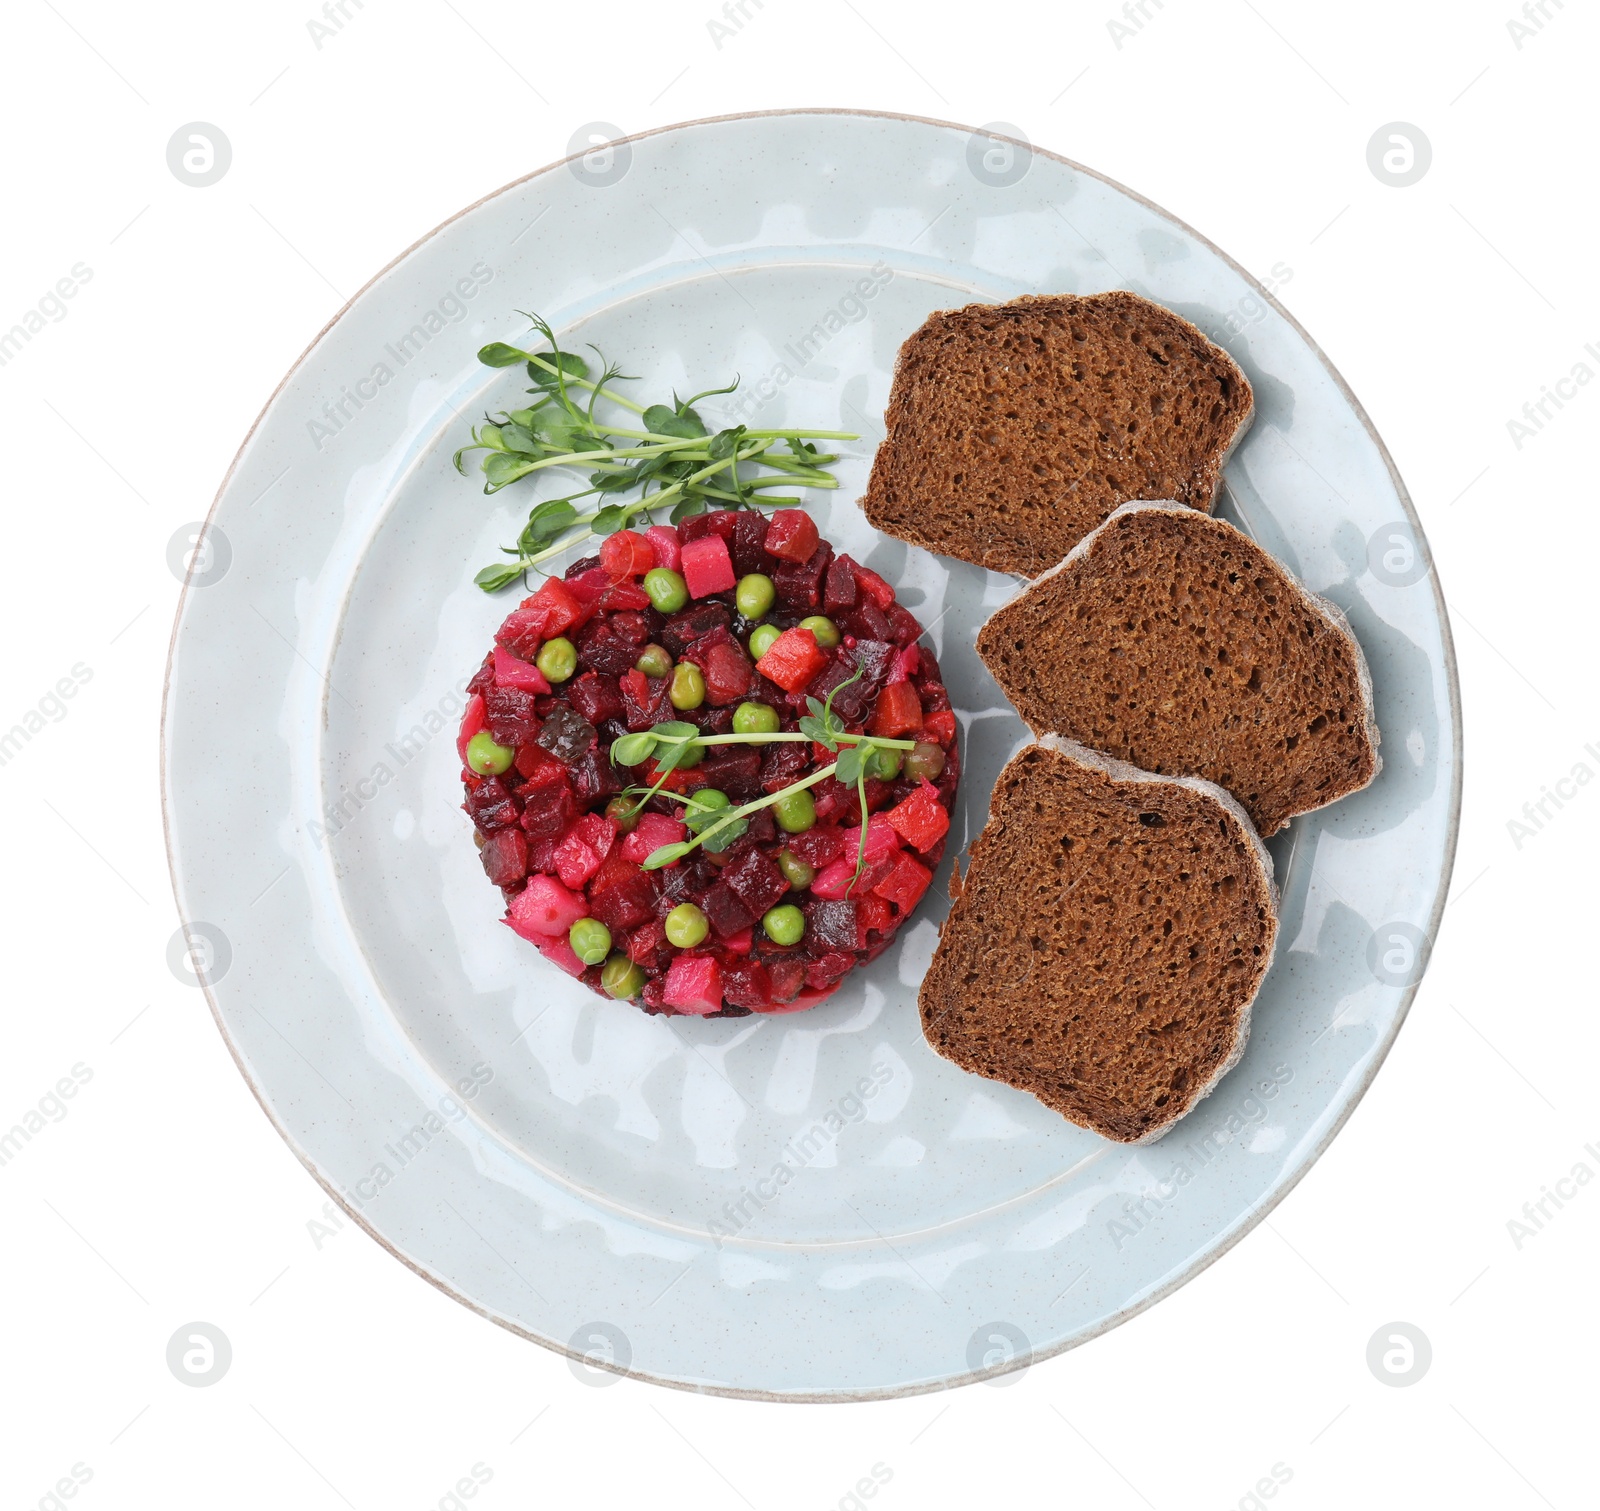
[163,109,1460,1400]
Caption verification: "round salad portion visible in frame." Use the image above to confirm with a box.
[458,507,960,1016]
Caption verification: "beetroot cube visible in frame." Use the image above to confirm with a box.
[518,780,575,838]
[681,535,736,599]
[889,644,920,685]
[855,893,894,945]
[587,864,656,933]
[515,742,565,785]
[723,959,773,1009]
[764,953,806,1003]
[745,807,777,846]
[886,780,951,853]
[721,845,789,917]
[842,599,893,643]
[804,898,858,952]
[875,849,933,914]
[627,917,668,965]
[621,813,688,865]
[869,681,923,738]
[731,509,771,576]
[485,685,539,747]
[493,646,551,695]
[534,934,587,977]
[524,830,564,872]
[702,881,756,940]
[722,927,754,955]
[467,653,496,699]
[773,542,832,612]
[536,704,597,764]
[700,640,754,705]
[824,554,859,612]
[764,509,819,563]
[805,652,875,724]
[697,747,762,801]
[755,627,828,693]
[571,811,617,862]
[788,825,844,868]
[506,873,588,939]
[568,673,624,726]
[576,613,647,675]
[496,577,583,656]
[599,580,652,613]
[811,776,855,823]
[554,829,606,890]
[644,524,681,571]
[600,529,655,580]
[465,776,519,832]
[663,955,724,1015]
[564,565,612,609]
[804,950,855,988]
[480,828,528,887]
[849,560,896,609]
[619,668,674,732]
[661,603,731,656]
[885,603,922,646]
[760,742,810,793]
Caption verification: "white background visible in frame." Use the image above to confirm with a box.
[1,1,1593,1507]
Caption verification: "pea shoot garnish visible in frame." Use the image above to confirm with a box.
[457,313,858,592]
[609,668,911,893]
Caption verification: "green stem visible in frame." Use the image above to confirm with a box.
[742,429,858,440]
[670,762,841,860]
[525,352,647,415]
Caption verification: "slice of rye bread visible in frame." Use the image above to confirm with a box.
[860,291,1254,578]
[920,738,1278,1144]
[976,502,1381,836]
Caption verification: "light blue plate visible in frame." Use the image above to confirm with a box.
[162,110,1460,1399]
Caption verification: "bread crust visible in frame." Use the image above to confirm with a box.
[919,739,1278,1144]
[861,292,1255,578]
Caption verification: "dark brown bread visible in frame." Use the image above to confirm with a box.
[920,739,1277,1144]
[861,292,1253,578]
[977,503,1380,836]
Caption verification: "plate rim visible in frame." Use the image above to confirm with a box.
[160,106,1464,1400]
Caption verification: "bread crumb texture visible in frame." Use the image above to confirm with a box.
[862,292,1252,577]
[919,744,1276,1143]
[978,507,1378,835]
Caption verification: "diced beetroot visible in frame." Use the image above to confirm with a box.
[465,776,520,832]
[765,509,819,563]
[885,602,922,646]
[922,709,958,745]
[575,611,649,675]
[810,849,896,899]
[888,643,920,685]
[536,704,597,764]
[644,524,681,571]
[721,845,789,917]
[855,893,894,946]
[493,646,551,695]
[723,959,771,1008]
[875,849,933,914]
[554,831,604,889]
[568,672,624,726]
[620,813,688,865]
[700,640,754,705]
[696,747,762,802]
[515,742,565,785]
[760,741,809,794]
[723,927,754,954]
[600,529,656,580]
[773,542,832,612]
[756,627,828,692]
[627,917,667,965]
[841,599,892,643]
[486,685,539,746]
[920,679,952,714]
[506,874,588,939]
[457,693,486,766]
[588,860,656,933]
[599,580,652,612]
[518,782,575,838]
[525,830,565,873]
[663,955,724,1014]
[804,950,855,988]
[731,509,770,576]
[856,811,903,861]
[849,560,896,609]
[788,825,845,868]
[808,857,857,900]
[619,668,673,732]
[763,953,807,1004]
[869,681,923,738]
[564,564,613,609]
[702,881,756,940]
[824,554,859,612]
[886,780,950,853]
[571,812,616,862]
[680,535,736,599]
[480,828,528,888]
[467,653,496,698]
[532,934,587,977]
[805,651,878,724]
[497,577,584,656]
[660,603,732,656]
[811,776,856,824]
[690,510,741,542]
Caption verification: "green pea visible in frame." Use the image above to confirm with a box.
[773,788,816,834]
[465,729,514,776]
[601,952,646,1000]
[732,701,780,741]
[798,615,840,649]
[735,573,776,620]
[669,662,706,710]
[868,745,904,781]
[636,643,672,679]
[762,903,805,946]
[748,623,782,660]
[569,917,612,966]
[776,849,814,890]
[664,902,710,948]
[536,636,577,683]
[685,789,730,833]
[905,740,946,782]
[604,796,641,833]
[643,567,688,614]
